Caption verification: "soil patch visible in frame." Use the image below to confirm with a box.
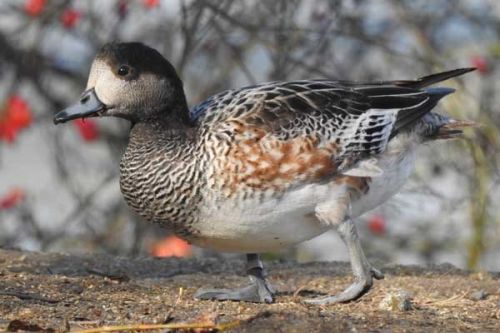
[0,249,498,332]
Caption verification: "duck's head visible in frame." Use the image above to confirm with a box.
[54,42,189,125]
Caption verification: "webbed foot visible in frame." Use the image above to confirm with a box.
[304,266,383,304]
[194,254,275,303]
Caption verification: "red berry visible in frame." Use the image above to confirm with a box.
[367,215,385,235]
[0,123,17,143]
[7,96,32,128]
[0,188,24,210]
[150,236,192,257]
[24,0,46,17]
[470,55,489,75]
[142,0,159,9]
[73,119,99,142]
[0,95,32,143]
[60,8,81,29]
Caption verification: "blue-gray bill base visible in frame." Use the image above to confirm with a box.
[54,42,476,304]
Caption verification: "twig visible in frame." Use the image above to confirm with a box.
[418,292,468,307]
[85,268,130,282]
[293,279,313,298]
[71,320,241,333]
[0,290,60,304]
[163,287,184,323]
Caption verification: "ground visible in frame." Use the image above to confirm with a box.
[0,249,498,332]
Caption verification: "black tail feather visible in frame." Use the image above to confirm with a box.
[392,88,454,136]
[392,68,476,89]
[387,68,475,138]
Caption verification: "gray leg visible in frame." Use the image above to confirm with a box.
[194,253,274,303]
[305,219,384,304]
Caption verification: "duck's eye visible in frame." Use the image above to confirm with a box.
[117,65,130,76]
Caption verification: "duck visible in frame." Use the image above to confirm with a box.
[54,42,475,304]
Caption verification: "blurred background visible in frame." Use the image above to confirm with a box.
[0,0,498,271]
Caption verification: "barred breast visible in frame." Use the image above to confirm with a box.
[119,124,204,238]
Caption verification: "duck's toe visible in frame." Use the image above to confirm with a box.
[194,277,274,303]
[303,266,383,305]
[303,277,372,305]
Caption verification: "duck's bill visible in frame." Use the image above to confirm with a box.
[53,88,106,124]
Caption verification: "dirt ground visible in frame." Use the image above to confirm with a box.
[0,249,498,332]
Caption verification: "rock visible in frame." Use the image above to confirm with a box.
[379,289,412,311]
[470,289,488,301]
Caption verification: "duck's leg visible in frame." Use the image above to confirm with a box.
[305,184,384,304]
[304,219,384,304]
[194,253,274,303]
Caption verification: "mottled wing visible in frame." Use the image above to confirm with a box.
[192,80,435,176]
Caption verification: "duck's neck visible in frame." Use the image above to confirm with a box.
[128,121,194,156]
[119,115,203,235]
[131,114,195,145]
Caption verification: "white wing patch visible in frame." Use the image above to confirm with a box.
[337,108,399,177]
[338,108,398,155]
[357,108,398,149]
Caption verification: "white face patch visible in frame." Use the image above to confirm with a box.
[89,60,129,107]
[84,58,174,119]
[86,60,108,91]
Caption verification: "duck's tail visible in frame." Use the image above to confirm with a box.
[433,118,478,140]
[419,112,478,140]
[394,68,478,140]
[392,68,476,89]
[383,68,476,140]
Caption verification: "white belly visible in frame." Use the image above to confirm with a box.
[193,184,335,252]
[351,144,417,217]
[193,139,417,253]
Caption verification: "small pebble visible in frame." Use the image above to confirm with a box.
[379,289,412,311]
[470,290,488,301]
